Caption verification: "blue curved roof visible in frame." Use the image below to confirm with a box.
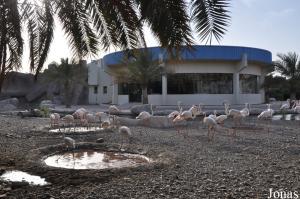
[103,45,272,66]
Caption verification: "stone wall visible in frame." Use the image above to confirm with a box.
[1,71,88,105]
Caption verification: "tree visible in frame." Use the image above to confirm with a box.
[262,75,289,101]
[43,58,86,108]
[273,52,300,100]
[119,49,163,104]
[0,0,231,93]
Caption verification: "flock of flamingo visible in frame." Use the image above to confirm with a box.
[48,98,299,151]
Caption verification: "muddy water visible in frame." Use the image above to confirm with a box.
[0,171,48,186]
[44,150,151,170]
[272,114,300,121]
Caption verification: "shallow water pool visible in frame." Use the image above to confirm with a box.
[44,150,151,170]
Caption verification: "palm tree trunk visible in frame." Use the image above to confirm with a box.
[289,81,297,100]
[142,86,148,104]
[0,70,5,93]
[290,92,296,100]
[0,7,7,94]
[64,81,72,108]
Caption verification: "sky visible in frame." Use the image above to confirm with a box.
[21,0,300,73]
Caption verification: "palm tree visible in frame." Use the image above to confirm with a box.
[0,0,231,93]
[262,75,289,102]
[43,58,86,108]
[273,52,300,100]
[117,49,162,104]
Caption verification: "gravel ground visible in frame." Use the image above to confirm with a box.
[0,114,299,199]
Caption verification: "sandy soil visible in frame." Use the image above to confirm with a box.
[0,115,299,199]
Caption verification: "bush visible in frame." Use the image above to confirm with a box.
[39,107,50,118]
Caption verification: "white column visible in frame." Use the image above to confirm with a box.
[260,74,266,103]
[112,81,118,104]
[233,72,240,104]
[162,75,167,105]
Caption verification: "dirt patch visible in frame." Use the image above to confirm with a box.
[0,115,299,198]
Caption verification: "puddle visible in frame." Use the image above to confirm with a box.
[272,114,300,121]
[44,150,151,170]
[49,127,103,133]
[0,170,48,186]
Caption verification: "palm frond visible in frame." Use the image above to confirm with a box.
[274,52,300,79]
[2,0,23,71]
[87,0,141,50]
[35,0,54,78]
[191,0,231,44]
[137,0,194,52]
[53,0,99,58]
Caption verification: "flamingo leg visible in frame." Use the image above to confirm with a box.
[208,127,211,141]
[120,137,124,150]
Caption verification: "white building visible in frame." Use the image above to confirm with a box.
[88,59,112,104]
[88,45,272,105]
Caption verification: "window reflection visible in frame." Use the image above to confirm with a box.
[239,74,259,94]
[167,73,233,94]
[118,80,162,95]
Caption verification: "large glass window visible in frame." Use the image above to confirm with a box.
[118,80,162,95]
[118,83,129,95]
[148,80,162,94]
[167,73,233,94]
[239,74,259,94]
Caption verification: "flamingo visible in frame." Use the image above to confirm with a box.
[214,110,228,125]
[61,114,75,132]
[50,113,60,128]
[136,104,153,119]
[196,103,204,116]
[225,103,243,126]
[118,125,132,149]
[280,99,291,114]
[292,100,300,113]
[168,101,182,119]
[64,137,76,150]
[172,111,189,137]
[225,103,250,126]
[208,110,217,120]
[258,104,274,119]
[109,105,120,115]
[176,103,198,121]
[257,104,274,132]
[203,112,218,141]
[240,103,250,117]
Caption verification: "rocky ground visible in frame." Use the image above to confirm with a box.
[0,114,299,199]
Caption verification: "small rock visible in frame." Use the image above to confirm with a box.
[96,138,104,143]
[274,175,280,179]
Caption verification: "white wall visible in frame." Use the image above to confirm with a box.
[238,94,263,104]
[166,94,235,105]
[88,59,114,104]
[148,95,163,105]
[170,61,236,74]
[118,95,129,105]
[88,86,98,104]
[88,61,99,85]
[169,61,262,76]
